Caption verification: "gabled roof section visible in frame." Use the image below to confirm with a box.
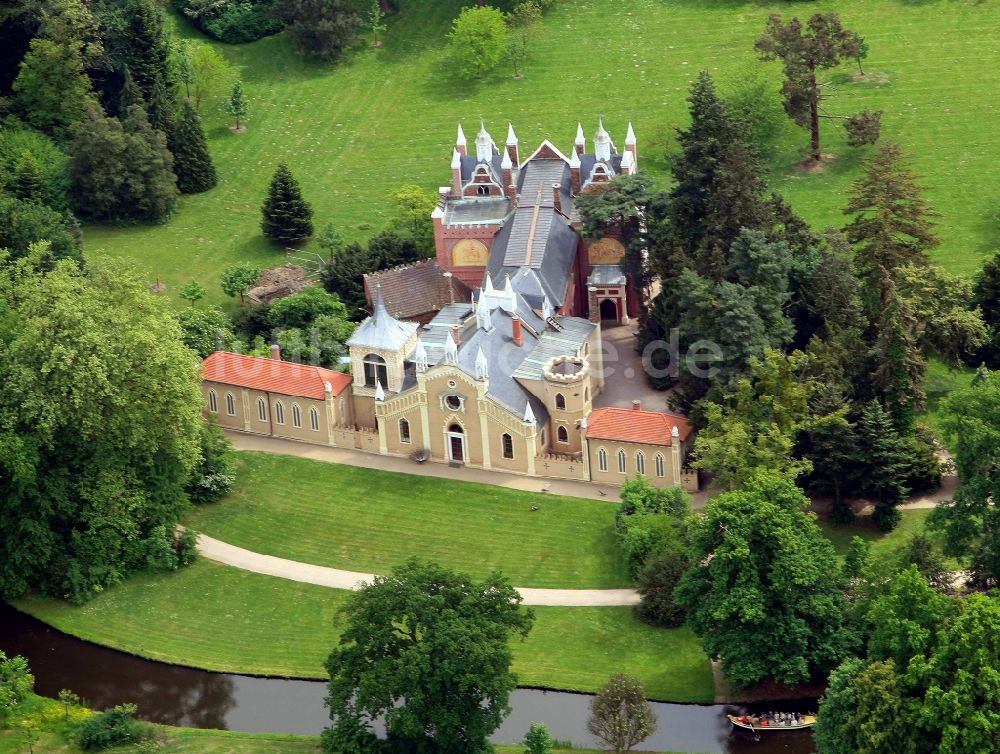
[347,285,419,352]
[363,259,471,321]
[521,139,572,165]
[586,407,692,447]
[202,352,352,399]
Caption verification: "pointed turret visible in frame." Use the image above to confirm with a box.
[475,345,488,380]
[523,401,535,425]
[624,121,637,166]
[484,272,495,293]
[456,123,467,156]
[625,121,636,146]
[476,293,492,331]
[501,150,512,170]
[574,122,586,156]
[346,284,418,353]
[594,117,613,162]
[414,337,428,372]
[505,122,519,166]
[374,380,386,402]
[444,330,459,363]
[475,120,494,162]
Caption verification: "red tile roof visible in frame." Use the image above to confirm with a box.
[586,406,692,447]
[202,352,352,400]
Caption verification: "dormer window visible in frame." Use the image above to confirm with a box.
[477,185,490,196]
[363,353,387,388]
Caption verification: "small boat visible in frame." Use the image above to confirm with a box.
[727,713,817,732]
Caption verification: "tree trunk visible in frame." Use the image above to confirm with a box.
[809,70,821,162]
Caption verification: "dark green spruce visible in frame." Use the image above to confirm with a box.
[261,163,313,245]
[169,100,217,194]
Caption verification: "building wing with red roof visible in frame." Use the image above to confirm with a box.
[201,352,352,400]
[585,406,692,447]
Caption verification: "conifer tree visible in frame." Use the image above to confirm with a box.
[117,68,145,115]
[856,399,909,531]
[227,80,248,132]
[169,100,217,194]
[261,163,313,244]
[656,71,770,282]
[12,38,94,138]
[119,0,176,133]
[11,151,44,203]
[844,143,939,288]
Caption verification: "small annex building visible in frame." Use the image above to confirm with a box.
[363,259,473,325]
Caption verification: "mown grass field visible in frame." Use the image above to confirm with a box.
[12,559,715,704]
[86,0,1000,308]
[184,451,629,589]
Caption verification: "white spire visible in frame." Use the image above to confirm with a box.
[476,294,492,331]
[373,284,389,323]
[569,150,580,169]
[542,296,554,320]
[501,150,512,170]
[475,345,488,380]
[523,401,535,424]
[444,331,458,363]
[476,120,494,162]
[374,379,386,402]
[414,337,428,372]
[484,272,494,293]
[456,123,466,148]
[594,117,612,162]
[503,274,513,293]
[625,121,636,146]
[621,149,634,171]
[506,122,518,145]
[575,122,585,147]
[451,149,461,169]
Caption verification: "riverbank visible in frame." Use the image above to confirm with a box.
[12,560,715,704]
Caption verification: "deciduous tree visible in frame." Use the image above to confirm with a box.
[220,262,261,303]
[177,305,237,357]
[179,280,206,306]
[187,44,233,110]
[586,674,656,754]
[675,473,857,686]
[12,38,94,138]
[447,5,508,79]
[0,195,80,265]
[0,260,204,602]
[227,80,248,131]
[323,558,534,754]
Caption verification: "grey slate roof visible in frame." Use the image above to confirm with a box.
[512,316,597,382]
[443,198,511,225]
[347,285,418,351]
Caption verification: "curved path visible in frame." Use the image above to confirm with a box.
[196,534,640,607]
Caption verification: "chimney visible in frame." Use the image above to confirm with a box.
[632,400,641,411]
[569,151,581,195]
[451,150,463,197]
[509,185,518,207]
[451,324,461,347]
[443,271,455,304]
[552,183,563,215]
[511,315,524,347]
[270,343,281,361]
[502,152,513,195]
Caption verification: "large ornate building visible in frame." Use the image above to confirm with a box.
[201,121,697,491]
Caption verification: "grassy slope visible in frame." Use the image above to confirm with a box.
[87,0,1000,309]
[819,508,932,558]
[13,560,714,704]
[184,451,629,589]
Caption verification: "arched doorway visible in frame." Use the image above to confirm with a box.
[599,298,618,322]
[447,423,466,462]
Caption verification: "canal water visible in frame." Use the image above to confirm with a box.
[0,604,815,753]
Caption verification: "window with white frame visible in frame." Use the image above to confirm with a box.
[617,449,626,474]
[310,407,320,431]
[226,392,235,416]
[363,353,388,388]
[399,418,411,444]
[275,401,285,424]
[208,390,218,413]
[292,404,302,428]
[598,448,608,472]
[655,453,665,478]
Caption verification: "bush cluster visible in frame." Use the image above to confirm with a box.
[77,704,148,751]
[174,0,283,44]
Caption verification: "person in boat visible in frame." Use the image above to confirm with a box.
[740,715,751,725]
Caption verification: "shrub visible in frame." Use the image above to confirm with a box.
[174,0,283,44]
[0,652,34,725]
[77,704,145,751]
[185,417,236,504]
[618,513,684,579]
[0,122,71,210]
[635,551,689,627]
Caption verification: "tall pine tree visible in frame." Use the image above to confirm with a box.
[169,100,217,194]
[856,399,909,531]
[11,151,45,203]
[844,143,939,288]
[261,163,313,244]
[118,0,176,133]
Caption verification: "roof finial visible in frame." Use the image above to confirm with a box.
[484,272,494,293]
[456,123,467,147]
[444,330,458,363]
[374,379,386,402]
[476,293,492,331]
[475,345,488,380]
[374,284,389,322]
[476,120,493,162]
[507,122,518,145]
[625,121,636,146]
[575,122,585,146]
[594,117,612,162]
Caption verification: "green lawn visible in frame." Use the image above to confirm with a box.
[12,559,714,704]
[87,0,1000,309]
[819,508,932,558]
[184,451,630,589]
[922,358,976,444]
